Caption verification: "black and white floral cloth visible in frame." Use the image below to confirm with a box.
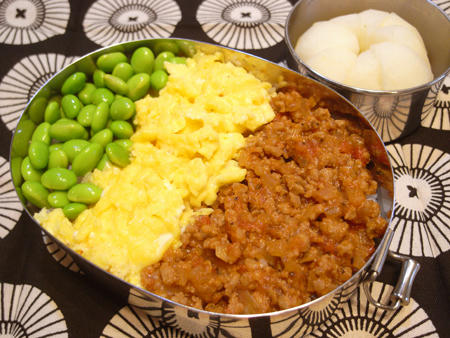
[83,0,182,46]
[0,53,78,130]
[0,0,70,45]
[0,0,449,337]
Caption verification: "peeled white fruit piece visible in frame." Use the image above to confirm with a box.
[294,9,434,90]
[306,46,357,83]
[347,49,381,90]
[294,21,359,61]
[371,42,433,90]
[329,13,362,38]
[380,12,423,41]
[360,9,388,27]
[358,9,390,50]
[366,25,429,62]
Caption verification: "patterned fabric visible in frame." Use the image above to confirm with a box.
[83,0,182,46]
[196,0,292,50]
[0,54,78,130]
[0,0,449,337]
[0,0,70,45]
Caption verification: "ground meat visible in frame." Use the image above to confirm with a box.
[141,89,387,314]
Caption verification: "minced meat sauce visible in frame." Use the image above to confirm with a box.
[141,89,387,314]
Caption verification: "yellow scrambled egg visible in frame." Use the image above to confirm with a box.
[35,52,274,286]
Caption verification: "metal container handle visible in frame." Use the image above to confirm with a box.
[363,249,420,311]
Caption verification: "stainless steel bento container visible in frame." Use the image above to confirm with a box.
[285,0,450,142]
[10,39,420,337]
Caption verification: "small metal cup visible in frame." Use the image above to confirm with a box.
[285,0,450,142]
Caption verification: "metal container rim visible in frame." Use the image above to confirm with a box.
[9,37,396,319]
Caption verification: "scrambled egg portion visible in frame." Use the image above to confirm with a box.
[35,52,275,286]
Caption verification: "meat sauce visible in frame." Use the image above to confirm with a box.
[141,89,387,314]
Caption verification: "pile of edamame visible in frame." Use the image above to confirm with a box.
[11,40,192,221]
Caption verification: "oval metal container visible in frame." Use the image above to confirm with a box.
[285,0,450,143]
[10,38,418,337]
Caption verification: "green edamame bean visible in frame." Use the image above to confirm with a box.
[110,97,135,120]
[61,94,83,119]
[16,187,26,205]
[77,57,97,76]
[92,88,114,106]
[105,142,130,167]
[150,70,168,91]
[49,119,86,141]
[77,104,96,127]
[12,119,36,158]
[114,139,133,151]
[48,149,69,169]
[109,120,133,139]
[154,51,175,71]
[131,47,154,74]
[21,157,42,182]
[63,202,87,220]
[93,69,105,88]
[127,73,151,101]
[39,86,52,98]
[61,72,87,95]
[68,183,102,204]
[22,181,49,208]
[170,57,187,65]
[153,40,179,55]
[90,129,113,148]
[104,74,128,95]
[96,153,110,170]
[31,122,51,145]
[28,140,49,170]
[112,62,134,82]
[91,102,109,134]
[28,97,48,124]
[97,52,128,73]
[81,128,89,140]
[62,139,89,162]
[176,40,196,57]
[41,168,77,190]
[48,95,62,105]
[72,143,104,176]
[78,83,96,105]
[48,191,70,208]
[11,157,23,187]
[49,143,63,152]
[44,101,61,124]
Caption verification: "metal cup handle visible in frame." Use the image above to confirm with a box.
[363,251,421,311]
[362,226,420,311]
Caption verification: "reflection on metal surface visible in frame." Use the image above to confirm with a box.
[270,281,357,337]
[42,232,81,273]
[307,282,438,337]
[351,94,411,142]
[125,275,363,337]
[421,77,450,130]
